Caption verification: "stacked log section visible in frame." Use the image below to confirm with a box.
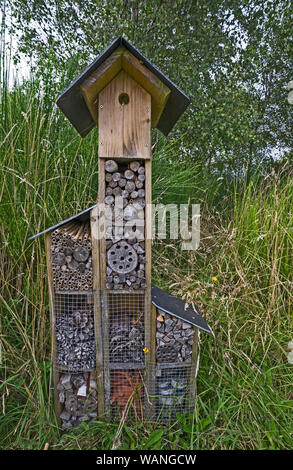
[104,159,146,290]
[57,372,97,429]
[156,309,194,363]
[109,314,144,364]
[51,221,92,291]
[55,295,96,372]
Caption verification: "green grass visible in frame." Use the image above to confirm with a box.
[0,63,292,450]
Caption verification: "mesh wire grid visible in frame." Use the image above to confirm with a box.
[150,364,196,424]
[99,290,146,367]
[54,292,96,372]
[107,363,196,423]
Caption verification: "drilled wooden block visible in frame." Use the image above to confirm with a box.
[107,241,138,274]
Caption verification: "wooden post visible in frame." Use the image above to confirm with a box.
[45,232,61,425]
[144,303,157,419]
[98,69,152,418]
[90,205,105,416]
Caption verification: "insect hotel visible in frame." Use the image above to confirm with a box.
[30,37,211,429]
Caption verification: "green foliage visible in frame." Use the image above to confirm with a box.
[3,0,293,175]
[0,69,293,449]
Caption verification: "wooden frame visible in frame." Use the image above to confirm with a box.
[45,232,61,425]
[90,205,105,416]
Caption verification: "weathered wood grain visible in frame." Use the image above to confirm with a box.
[90,205,104,416]
[98,70,151,159]
[45,232,61,425]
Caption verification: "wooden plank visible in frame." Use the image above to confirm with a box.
[149,305,157,365]
[101,291,111,419]
[98,70,151,159]
[156,361,195,370]
[109,363,146,370]
[144,159,152,290]
[98,157,107,288]
[144,302,157,420]
[122,50,170,127]
[90,205,104,417]
[45,232,61,425]
[144,156,154,418]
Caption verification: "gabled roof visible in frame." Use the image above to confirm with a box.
[56,36,190,137]
[151,284,211,333]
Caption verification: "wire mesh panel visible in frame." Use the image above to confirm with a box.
[150,364,196,424]
[156,309,195,363]
[100,290,146,367]
[105,364,195,424]
[110,369,144,420]
[57,371,98,430]
[54,293,96,372]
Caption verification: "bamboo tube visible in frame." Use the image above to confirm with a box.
[68,224,80,237]
[66,223,79,236]
[64,221,76,231]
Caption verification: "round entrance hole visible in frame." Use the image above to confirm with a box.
[119,93,129,106]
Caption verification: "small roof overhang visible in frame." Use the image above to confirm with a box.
[56,36,190,137]
[28,204,97,241]
[151,284,211,333]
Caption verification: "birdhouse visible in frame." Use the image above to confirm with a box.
[30,37,211,430]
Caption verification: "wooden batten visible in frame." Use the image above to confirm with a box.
[144,159,152,288]
[144,303,157,419]
[90,205,104,416]
[98,70,151,159]
[100,292,111,418]
[45,232,61,424]
[98,158,107,288]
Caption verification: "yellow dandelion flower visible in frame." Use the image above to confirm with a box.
[143,347,149,354]
[212,276,218,282]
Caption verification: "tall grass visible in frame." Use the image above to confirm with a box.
[0,63,292,449]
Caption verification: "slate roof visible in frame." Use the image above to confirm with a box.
[28,204,96,241]
[151,284,211,333]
